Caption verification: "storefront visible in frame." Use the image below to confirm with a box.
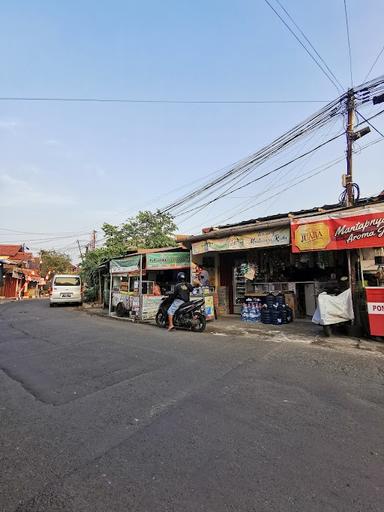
[189,221,307,316]
[291,202,384,335]
[188,216,354,318]
[108,249,194,321]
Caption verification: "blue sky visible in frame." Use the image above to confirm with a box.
[1,0,383,259]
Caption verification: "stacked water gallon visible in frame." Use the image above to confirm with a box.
[241,298,262,323]
[261,293,293,325]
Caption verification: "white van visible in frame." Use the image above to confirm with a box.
[49,274,82,306]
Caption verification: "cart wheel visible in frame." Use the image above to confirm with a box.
[116,302,126,317]
[323,325,332,337]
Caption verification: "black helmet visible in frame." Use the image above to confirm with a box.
[177,272,186,282]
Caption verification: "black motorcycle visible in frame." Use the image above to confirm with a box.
[155,295,207,332]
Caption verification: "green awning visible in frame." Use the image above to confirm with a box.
[110,255,141,274]
[146,251,190,270]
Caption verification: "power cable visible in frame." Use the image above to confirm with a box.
[161,94,345,214]
[0,96,329,105]
[343,0,354,87]
[211,135,384,227]
[355,109,384,138]
[363,44,384,83]
[161,75,384,217]
[0,227,90,236]
[274,0,344,90]
[216,161,344,225]
[263,0,342,92]
[174,131,345,217]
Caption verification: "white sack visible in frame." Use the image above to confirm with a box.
[312,288,354,326]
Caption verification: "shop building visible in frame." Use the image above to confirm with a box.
[0,245,40,299]
[183,194,384,324]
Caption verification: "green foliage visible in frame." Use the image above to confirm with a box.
[80,246,119,295]
[40,250,72,277]
[80,210,177,298]
[103,210,176,251]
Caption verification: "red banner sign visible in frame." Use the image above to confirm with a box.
[291,205,384,253]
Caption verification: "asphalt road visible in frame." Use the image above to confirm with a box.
[0,300,383,512]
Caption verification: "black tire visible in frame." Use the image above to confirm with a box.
[191,313,206,333]
[156,310,167,328]
[49,303,54,308]
[116,302,126,317]
[323,325,332,337]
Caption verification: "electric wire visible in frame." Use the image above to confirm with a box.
[160,94,346,214]
[161,75,384,217]
[0,96,329,105]
[210,136,384,227]
[263,0,342,92]
[363,44,384,83]
[355,109,384,138]
[173,131,345,218]
[343,0,354,87]
[274,0,344,90]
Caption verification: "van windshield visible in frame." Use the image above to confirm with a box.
[54,277,81,286]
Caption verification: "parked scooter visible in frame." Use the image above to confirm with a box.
[156,294,207,332]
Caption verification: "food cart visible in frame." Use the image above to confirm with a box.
[108,248,216,321]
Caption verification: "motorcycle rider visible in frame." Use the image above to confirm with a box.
[168,272,195,331]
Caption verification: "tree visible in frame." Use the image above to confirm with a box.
[40,250,72,277]
[102,210,177,251]
[80,210,177,301]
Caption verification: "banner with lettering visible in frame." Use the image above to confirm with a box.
[192,228,290,255]
[291,204,384,253]
[146,251,190,270]
[110,255,141,274]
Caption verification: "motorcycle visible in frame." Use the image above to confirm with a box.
[155,294,207,332]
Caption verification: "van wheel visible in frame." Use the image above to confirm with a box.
[49,303,55,308]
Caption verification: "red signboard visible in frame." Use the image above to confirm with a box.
[291,205,384,253]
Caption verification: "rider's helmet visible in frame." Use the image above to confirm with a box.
[177,272,186,282]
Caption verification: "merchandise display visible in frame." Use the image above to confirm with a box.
[241,293,293,325]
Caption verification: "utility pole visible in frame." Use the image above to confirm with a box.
[90,230,97,251]
[77,240,84,263]
[345,88,355,207]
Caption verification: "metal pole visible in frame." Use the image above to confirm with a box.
[358,249,365,287]
[108,273,113,316]
[98,270,102,304]
[346,89,355,207]
[139,255,143,321]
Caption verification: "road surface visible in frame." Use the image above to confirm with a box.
[0,300,383,511]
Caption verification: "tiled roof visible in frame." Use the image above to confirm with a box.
[13,252,33,261]
[0,244,23,257]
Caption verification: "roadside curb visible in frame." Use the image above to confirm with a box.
[79,306,384,356]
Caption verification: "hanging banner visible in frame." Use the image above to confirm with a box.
[110,255,140,274]
[192,228,290,255]
[291,204,384,253]
[146,251,190,270]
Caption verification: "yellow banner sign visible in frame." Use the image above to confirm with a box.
[192,228,290,255]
